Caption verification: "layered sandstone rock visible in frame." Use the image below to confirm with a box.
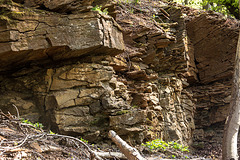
[186,11,239,147]
[12,0,94,13]
[0,2,124,73]
[106,2,196,145]
[0,0,197,146]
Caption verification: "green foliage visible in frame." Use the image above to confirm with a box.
[91,5,108,15]
[116,110,129,115]
[173,0,239,19]
[49,130,55,134]
[0,15,11,22]
[172,0,203,9]
[21,118,57,135]
[129,8,135,13]
[132,105,139,108]
[21,119,43,129]
[202,0,239,18]
[118,0,140,4]
[80,137,88,144]
[134,0,140,4]
[142,139,189,158]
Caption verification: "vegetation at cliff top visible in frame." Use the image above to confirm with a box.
[173,0,239,19]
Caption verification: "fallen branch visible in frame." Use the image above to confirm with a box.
[0,111,98,160]
[108,130,146,160]
[94,151,127,159]
[0,135,29,151]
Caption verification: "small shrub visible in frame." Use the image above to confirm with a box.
[142,139,189,158]
[91,5,108,15]
[80,137,88,144]
[49,130,55,134]
[21,119,43,129]
[142,139,168,151]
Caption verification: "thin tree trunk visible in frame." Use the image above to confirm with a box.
[222,29,240,160]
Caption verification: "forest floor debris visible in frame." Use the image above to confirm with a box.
[0,110,220,160]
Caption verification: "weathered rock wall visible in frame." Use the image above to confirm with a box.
[0,0,197,146]
[185,9,239,149]
[0,2,124,73]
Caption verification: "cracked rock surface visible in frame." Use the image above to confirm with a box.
[0,3,124,73]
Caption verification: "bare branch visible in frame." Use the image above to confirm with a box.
[12,104,20,119]
[108,130,146,160]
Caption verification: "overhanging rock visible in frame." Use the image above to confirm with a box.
[0,4,125,72]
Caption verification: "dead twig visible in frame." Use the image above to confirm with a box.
[0,135,29,151]
[12,104,20,119]
[46,134,103,160]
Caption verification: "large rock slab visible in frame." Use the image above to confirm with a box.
[0,4,124,72]
[185,10,240,150]
[13,0,94,13]
[187,13,238,84]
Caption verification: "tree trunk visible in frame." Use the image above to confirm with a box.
[222,27,240,160]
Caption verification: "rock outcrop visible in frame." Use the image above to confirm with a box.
[0,1,124,73]
[0,0,196,146]
[185,8,239,149]
[1,0,238,150]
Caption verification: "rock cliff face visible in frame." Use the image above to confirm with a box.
[0,0,238,148]
[185,8,239,149]
[0,1,124,73]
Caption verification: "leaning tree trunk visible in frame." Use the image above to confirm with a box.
[222,21,240,160]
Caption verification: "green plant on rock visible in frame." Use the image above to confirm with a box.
[118,0,139,4]
[0,15,10,22]
[91,5,108,15]
[132,105,139,108]
[116,110,129,115]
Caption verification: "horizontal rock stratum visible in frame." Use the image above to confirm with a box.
[0,3,124,72]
